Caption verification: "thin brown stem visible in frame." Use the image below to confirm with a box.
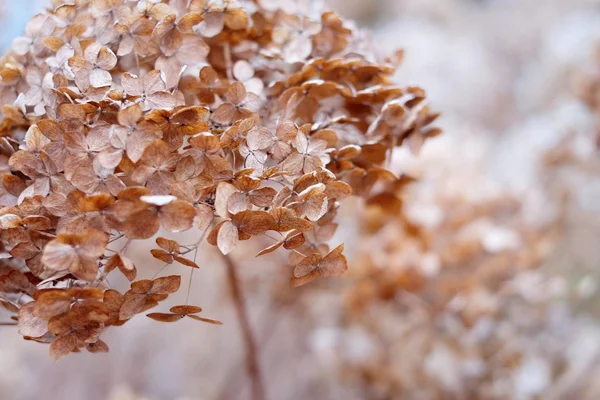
[263,232,308,258]
[151,262,170,279]
[120,238,133,254]
[0,322,17,326]
[220,252,266,400]
[185,227,209,305]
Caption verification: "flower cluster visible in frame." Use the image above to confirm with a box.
[277,180,554,398]
[0,0,439,360]
[314,152,590,399]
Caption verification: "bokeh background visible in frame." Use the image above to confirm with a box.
[1,0,600,399]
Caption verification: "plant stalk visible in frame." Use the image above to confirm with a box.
[221,252,266,400]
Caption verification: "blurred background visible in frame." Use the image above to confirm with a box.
[1,0,600,399]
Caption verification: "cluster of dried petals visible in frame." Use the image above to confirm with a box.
[319,182,572,398]
[0,0,438,360]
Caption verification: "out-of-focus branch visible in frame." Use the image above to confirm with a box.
[221,252,266,400]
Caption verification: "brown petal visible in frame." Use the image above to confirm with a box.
[25,125,50,152]
[119,292,147,320]
[42,36,65,51]
[146,312,183,322]
[293,253,322,278]
[249,187,277,207]
[80,193,115,212]
[276,121,298,141]
[231,211,275,237]
[280,152,304,176]
[0,270,36,296]
[189,133,221,152]
[161,31,184,58]
[10,242,40,260]
[283,231,305,250]
[3,174,26,197]
[234,175,261,192]
[33,290,73,319]
[123,209,160,239]
[87,340,109,353]
[131,163,156,185]
[159,200,196,232]
[224,8,248,30]
[77,229,109,259]
[130,280,153,294]
[318,244,347,277]
[70,165,100,194]
[325,181,352,200]
[171,105,209,126]
[225,81,247,104]
[141,139,169,165]
[207,221,225,246]
[289,184,328,221]
[178,12,203,32]
[9,151,43,179]
[195,203,214,230]
[174,155,197,181]
[269,208,313,232]
[150,275,181,295]
[169,305,202,315]
[156,237,180,253]
[22,215,52,231]
[211,103,236,125]
[127,122,163,163]
[121,73,144,96]
[118,104,143,127]
[68,55,90,75]
[96,47,117,70]
[290,269,320,288]
[104,289,125,325]
[336,144,361,160]
[150,249,174,264]
[104,253,137,282]
[70,258,101,282]
[153,14,176,38]
[173,256,199,268]
[50,334,80,362]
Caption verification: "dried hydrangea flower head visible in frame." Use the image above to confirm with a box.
[0,0,439,361]
[314,146,589,399]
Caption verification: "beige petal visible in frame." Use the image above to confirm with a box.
[217,221,238,255]
[215,182,238,219]
[18,302,48,338]
[42,240,77,272]
[96,46,117,70]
